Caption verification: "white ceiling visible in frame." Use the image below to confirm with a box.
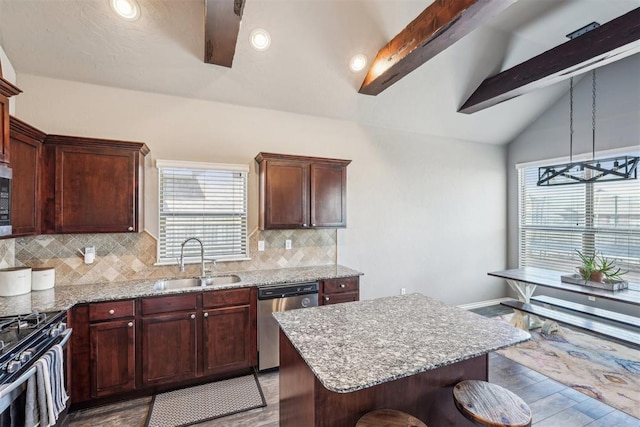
[0,0,637,145]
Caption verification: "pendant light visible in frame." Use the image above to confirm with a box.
[537,69,639,186]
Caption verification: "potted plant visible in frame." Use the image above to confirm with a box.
[575,250,626,284]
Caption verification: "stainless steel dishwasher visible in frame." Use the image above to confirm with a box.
[257,282,319,371]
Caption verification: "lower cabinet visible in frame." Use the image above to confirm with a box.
[202,290,253,376]
[321,276,360,305]
[90,319,135,397]
[89,300,136,398]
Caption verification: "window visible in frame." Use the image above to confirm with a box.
[518,156,640,283]
[157,160,249,264]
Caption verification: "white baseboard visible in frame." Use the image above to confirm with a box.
[457,297,513,310]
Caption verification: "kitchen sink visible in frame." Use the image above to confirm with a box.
[153,275,241,291]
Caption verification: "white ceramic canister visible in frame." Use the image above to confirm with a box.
[32,267,56,291]
[0,267,33,296]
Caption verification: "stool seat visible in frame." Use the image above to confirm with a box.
[356,409,428,427]
[453,380,532,427]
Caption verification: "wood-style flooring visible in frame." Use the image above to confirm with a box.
[68,305,639,426]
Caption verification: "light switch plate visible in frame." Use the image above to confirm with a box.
[258,240,265,251]
[285,239,292,250]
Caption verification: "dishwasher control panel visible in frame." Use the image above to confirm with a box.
[258,282,318,299]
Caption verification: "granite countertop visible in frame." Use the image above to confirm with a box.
[274,293,530,394]
[0,265,362,316]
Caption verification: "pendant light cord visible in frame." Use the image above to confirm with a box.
[569,77,574,163]
[592,69,597,161]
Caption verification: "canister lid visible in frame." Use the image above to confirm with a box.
[0,267,32,272]
[32,267,55,272]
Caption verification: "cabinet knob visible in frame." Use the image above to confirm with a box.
[325,296,330,301]
[128,226,134,231]
[312,223,316,227]
[127,322,133,328]
[190,314,196,319]
[108,309,115,315]
[204,312,209,318]
[339,283,346,288]
[302,223,308,227]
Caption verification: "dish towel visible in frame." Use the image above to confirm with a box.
[33,344,69,427]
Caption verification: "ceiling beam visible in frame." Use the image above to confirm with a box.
[459,7,640,114]
[204,0,245,68]
[358,0,516,96]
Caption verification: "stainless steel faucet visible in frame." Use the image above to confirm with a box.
[179,237,206,278]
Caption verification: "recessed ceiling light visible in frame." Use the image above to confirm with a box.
[349,54,367,72]
[110,0,141,21]
[250,29,271,51]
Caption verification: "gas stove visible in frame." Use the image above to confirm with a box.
[0,310,67,386]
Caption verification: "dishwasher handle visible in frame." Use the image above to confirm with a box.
[258,282,319,300]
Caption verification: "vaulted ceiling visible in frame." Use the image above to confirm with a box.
[0,0,637,145]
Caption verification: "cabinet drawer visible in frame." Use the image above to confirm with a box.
[203,288,251,309]
[323,277,359,294]
[141,294,197,315]
[323,291,358,305]
[89,300,135,321]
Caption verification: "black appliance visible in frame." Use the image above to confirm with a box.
[0,165,11,236]
[0,310,70,415]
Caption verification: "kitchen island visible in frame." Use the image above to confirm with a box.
[274,293,530,426]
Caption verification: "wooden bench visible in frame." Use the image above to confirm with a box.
[530,295,640,328]
[500,300,640,347]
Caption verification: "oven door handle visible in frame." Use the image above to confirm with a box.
[59,328,72,348]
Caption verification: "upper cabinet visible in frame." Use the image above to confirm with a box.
[9,117,46,236]
[256,153,351,230]
[0,70,22,164]
[41,135,149,234]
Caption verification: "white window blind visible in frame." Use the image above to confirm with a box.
[519,162,640,283]
[157,160,249,264]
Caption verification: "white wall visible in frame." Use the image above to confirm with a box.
[506,55,640,315]
[0,45,17,114]
[14,73,508,305]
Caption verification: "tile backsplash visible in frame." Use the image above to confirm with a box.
[11,229,336,286]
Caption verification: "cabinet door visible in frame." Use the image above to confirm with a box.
[90,319,135,398]
[263,160,309,229]
[141,312,197,386]
[54,145,137,233]
[202,305,252,376]
[9,125,42,236]
[310,162,347,228]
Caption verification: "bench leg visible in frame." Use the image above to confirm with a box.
[505,280,543,330]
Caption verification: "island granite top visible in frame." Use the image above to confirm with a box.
[0,264,361,316]
[274,293,530,394]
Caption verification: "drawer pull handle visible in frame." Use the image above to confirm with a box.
[128,322,133,328]
[108,309,115,315]
[128,226,134,231]
[204,312,209,318]
[339,283,346,288]
[325,296,330,301]
[190,314,196,319]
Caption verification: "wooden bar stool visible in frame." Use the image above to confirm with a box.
[453,380,532,427]
[356,409,428,427]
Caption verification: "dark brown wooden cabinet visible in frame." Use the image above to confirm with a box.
[9,117,45,236]
[256,153,350,230]
[90,319,135,397]
[0,74,22,164]
[140,294,198,386]
[320,276,360,305]
[89,300,136,398]
[41,135,149,234]
[202,288,253,376]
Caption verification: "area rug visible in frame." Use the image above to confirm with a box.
[145,373,267,427]
[494,315,640,419]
